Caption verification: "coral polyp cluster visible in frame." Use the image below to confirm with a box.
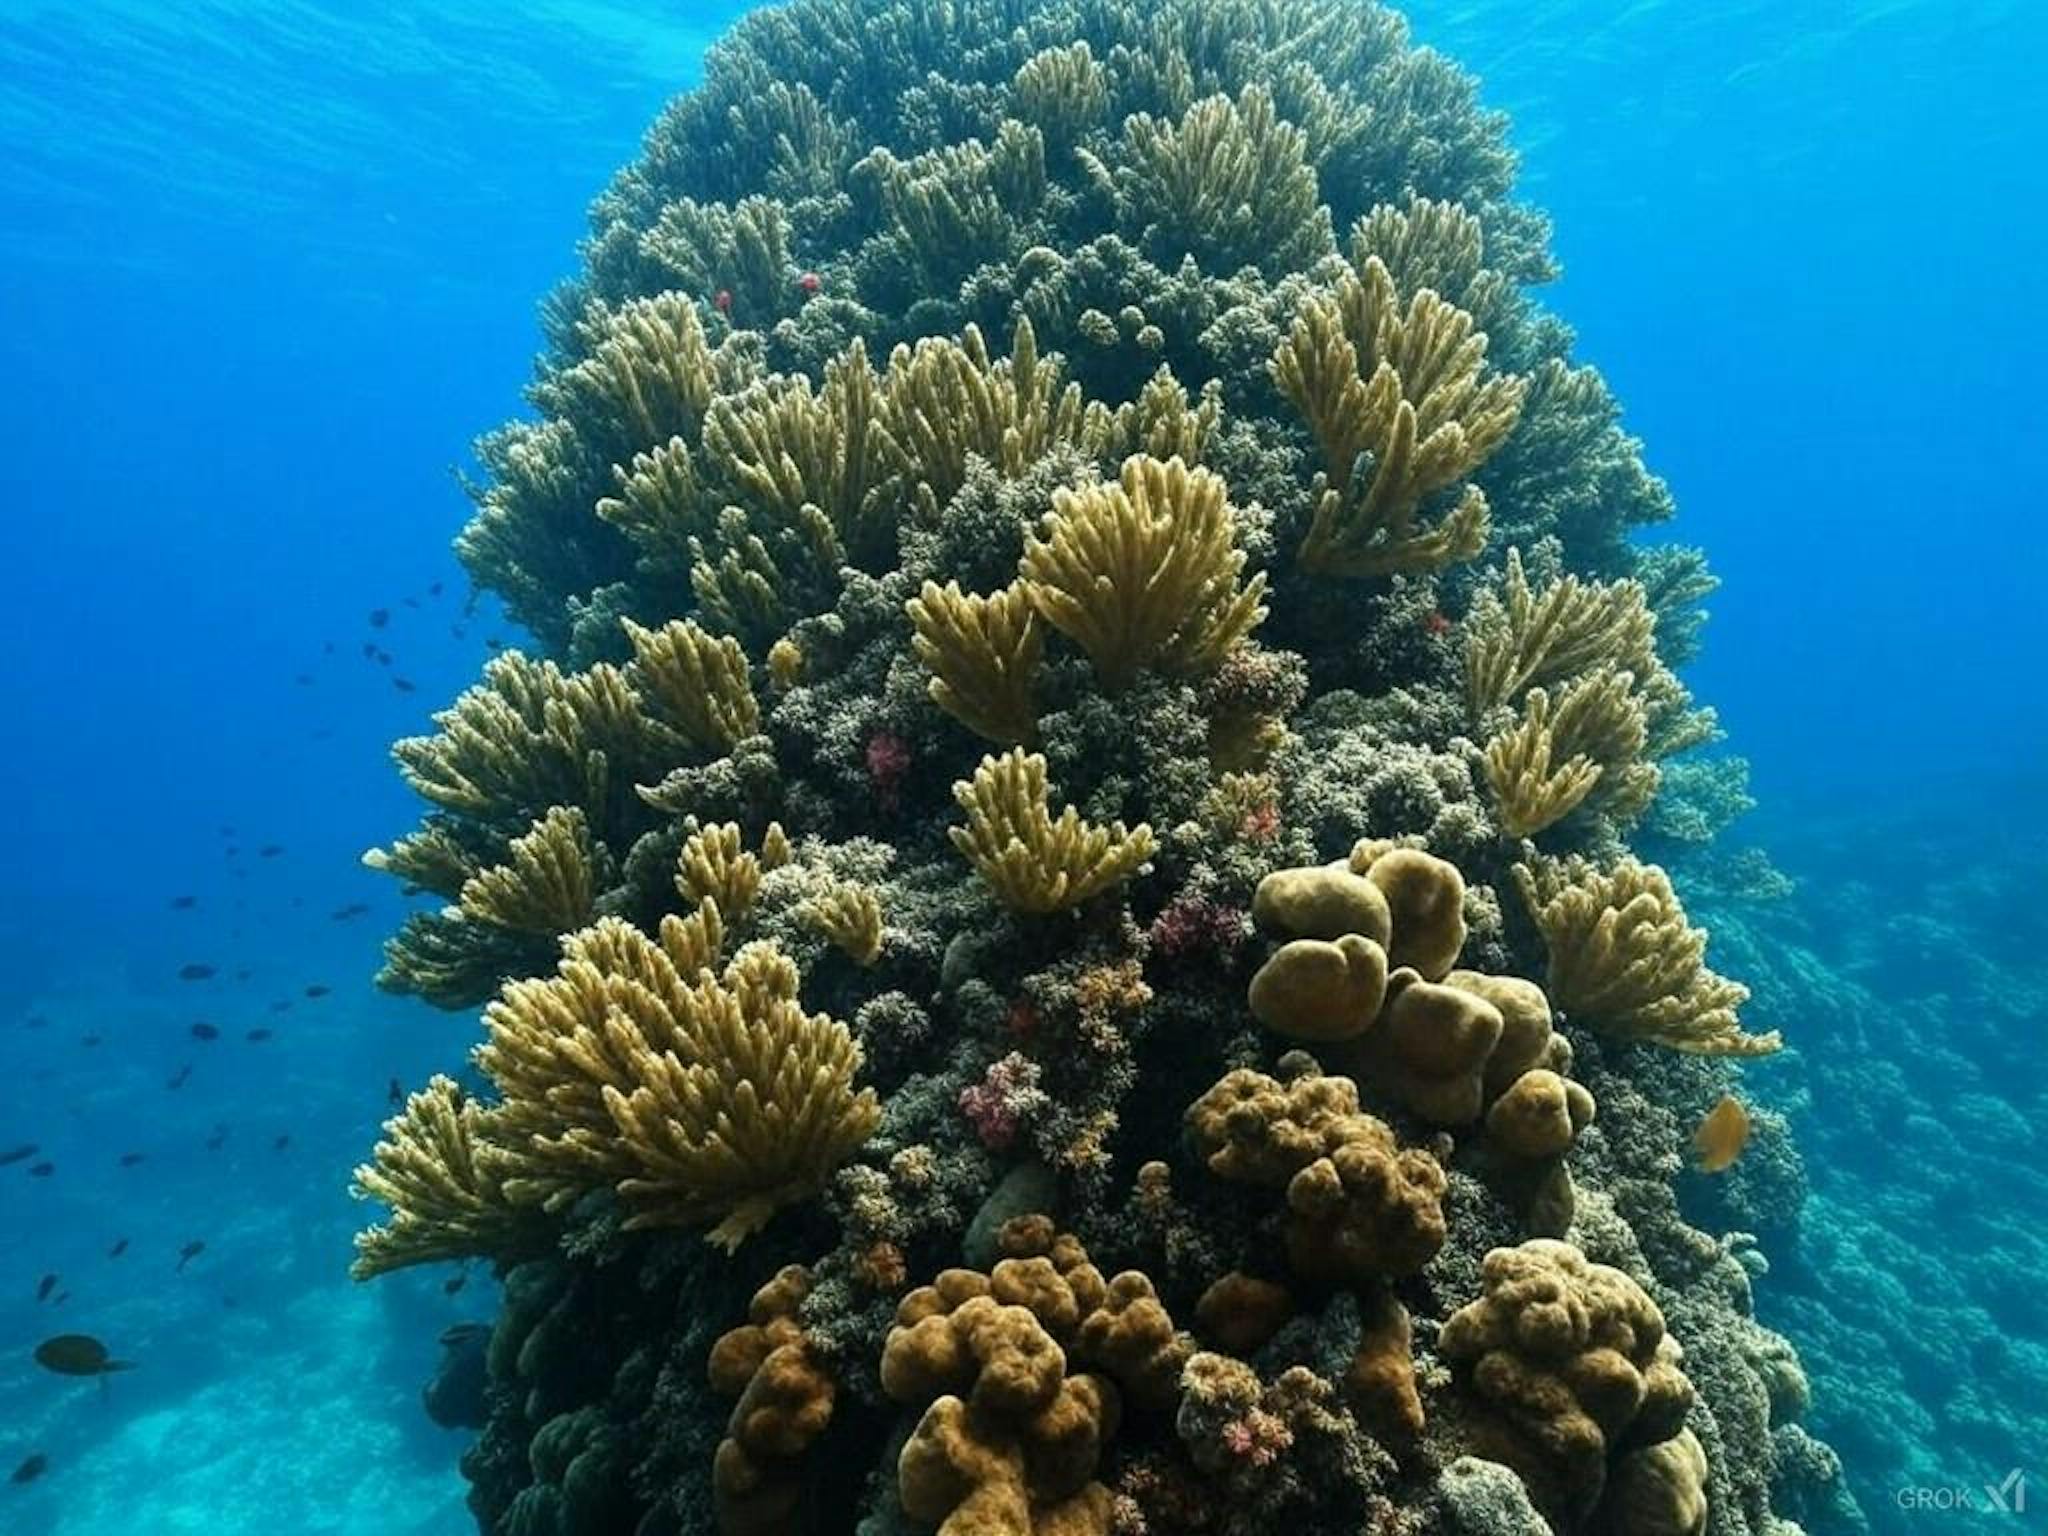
[348,1,1850,1533]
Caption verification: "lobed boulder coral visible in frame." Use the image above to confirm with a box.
[347,1,1840,1534]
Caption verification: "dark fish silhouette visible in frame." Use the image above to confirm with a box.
[34,1334,133,1376]
[203,1128,227,1152]
[369,608,390,628]
[393,677,417,693]
[402,596,420,609]
[0,1144,36,1166]
[304,984,331,998]
[109,1239,129,1258]
[387,1077,405,1107]
[190,1022,219,1041]
[80,1033,102,1048]
[170,895,197,909]
[166,1065,192,1089]
[429,581,444,597]
[234,968,251,982]
[178,964,215,981]
[119,1152,145,1167]
[175,1241,206,1273]
[27,1162,54,1178]
[24,1014,48,1029]
[272,1135,291,1152]
[12,1452,47,1484]
[36,1274,57,1302]
[331,903,369,921]
[258,844,283,858]
[245,1028,273,1043]
[361,640,377,659]
[485,636,505,650]
[295,673,313,685]
[443,1273,466,1296]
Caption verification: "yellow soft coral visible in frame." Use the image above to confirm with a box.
[1515,856,1777,1056]
[350,1076,529,1280]
[475,909,879,1247]
[949,749,1155,913]
[1273,254,1525,577]
[908,580,1043,745]
[1020,454,1267,690]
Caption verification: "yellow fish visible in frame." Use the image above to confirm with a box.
[1693,1094,1751,1174]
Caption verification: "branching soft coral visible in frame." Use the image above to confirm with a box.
[1274,253,1526,576]
[1515,855,1778,1056]
[475,909,880,1247]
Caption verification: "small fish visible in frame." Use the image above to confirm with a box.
[23,1014,48,1029]
[203,1127,227,1152]
[1693,1094,1752,1174]
[485,636,504,651]
[258,844,283,858]
[27,1162,54,1178]
[393,677,417,693]
[304,984,331,999]
[190,1022,220,1042]
[119,1152,146,1167]
[361,640,378,659]
[10,1453,46,1485]
[443,1273,467,1296]
[269,1000,293,1014]
[373,649,392,666]
[33,1334,134,1376]
[245,1028,273,1043]
[387,1077,405,1107]
[369,608,390,628]
[170,895,198,909]
[175,1241,206,1273]
[295,672,313,685]
[428,581,444,597]
[272,1134,291,1152]
[80,1033,102,1048]
[234,968,252,982]
[0,1144,37,1167]
[36,1273,57,1302]
[178,963,216,981]
[402,596,420,609]
[166,1065,193,1089]
[109,1238,129,1258]
[331,902,369,921]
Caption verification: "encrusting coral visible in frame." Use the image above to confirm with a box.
[348,1,1841,1533]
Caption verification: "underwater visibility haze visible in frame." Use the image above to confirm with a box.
[1,2,2041,1535]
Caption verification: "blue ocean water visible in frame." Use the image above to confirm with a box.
[0,2,2039,1533]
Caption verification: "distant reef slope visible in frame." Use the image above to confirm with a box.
[347,4,1861,1534]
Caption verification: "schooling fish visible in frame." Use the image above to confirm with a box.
[119,1152,146,1167]
[79,1033,102,1048]
[304,984,330,999]
[170,895,197,909]
[36,1274,57,1302]
[27,1162,54,1178]
[388,1077,405,1107]
[109,1239,128,1258]
[369,608,390,628]
[11,1452,47,1484]
[1693,1094,1752,1174]
[203,1128,227,1152]
[393,677,417,693]
[190,1022,220,1042]
[176,1241,206,1273]
[272,1135,291,1152]
[178,963,216,981]
[443,1273,466,1296]
[0,1144,36,1167]
[34,1334,134,1376]
[166,1065,192,1089]
[245,1028,273,1043]
[258,845,283,858]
